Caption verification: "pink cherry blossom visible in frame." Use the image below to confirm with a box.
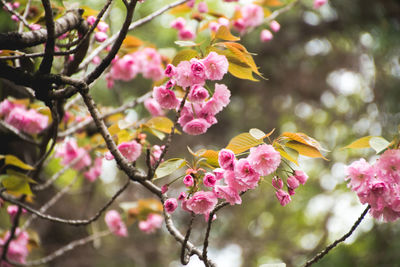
[164,198,178,213]
[198,2,208,13]
[5,107,49,135]
[0,229,29,265]
[346,158,374,193]
[179,28,196,40]
[150,145,164,166]
[203,173,217,187]
[214,185,242,205]
[248,144,281,176]
[55,138,91,170]
[183,174,194,187]
[200,52,229,81]
[170,17,186,30]
[0,99,21,117]
[138,213,163,234]
[269,20,281,32]
[375,149,400,183]
[105,210,128,237]
[240,4,264,28]
[153,86,180,110]
[287,176,300,189]
[178,192,187,201]
[144,97,165,117]
[182,118,210,135]
[165,64,176,77]
[260,29,273,42]
[233,18,246,33]
[110,54,139,81]
[84,157,103,182]
[209,21,220,32]
[87,16,96,25]
[174,60,205,88]
[185,191,218,215]
[294,170,309,185]
[213,168,225,180]
[314,0,327,9]
[218,149,236,170]
[190,58,207,81]
[229,158,261,192]
[105,140,142,162]
[188,84,209,103]
[275,189,291,206]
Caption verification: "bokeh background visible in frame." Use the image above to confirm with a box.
[1,0,400,266]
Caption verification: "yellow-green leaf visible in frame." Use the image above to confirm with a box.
[213,26,240,41]
[155,158,186,179]
[1,174,33,196]
[142,126,166,140]
[172,49,198,66]
[343,136,373,149]
[4,155,34,170]
[145,116,180,134]
[226,133,264,154]
[201,150,219,167]
[285,141,328,160]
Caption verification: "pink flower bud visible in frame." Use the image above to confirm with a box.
[275,189,291,206]
[272,177,283,190]
[11,15,19,22]
[218,149,236,170]
[87,16,96,25]
[97,21,109,32]
[105,210,128,237]
[164,198,178,213]
[287,175,300,189]
[161,185,168,194]
[95,31,108,42]
[178,28,195,40]
[269,20,281,32]
[13,2,20,9]
[164,64,176,77]
[183,174,194,187]
[170,17,186,30]
[260,29,273,42]
[294,170,308,185]
[178,192,187,201]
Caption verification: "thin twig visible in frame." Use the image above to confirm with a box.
[0,179,130,226]
[264,0,299,23]
[1,197,25,262]
[79,0,190,70]
[303,205,371,267]
[1,0,30,29]
[58,92,150,137]
[8,230,111,266]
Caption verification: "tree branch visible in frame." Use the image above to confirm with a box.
[303,205,371,267]
[181,213,195,265]
[0,9,84,50]
[1,0,30,29]
[0,179,130,226]
[38,0,55,74]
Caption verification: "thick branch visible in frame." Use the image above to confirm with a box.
[303,205,371,267]
[38,0,55,74]
[0,9,84,50]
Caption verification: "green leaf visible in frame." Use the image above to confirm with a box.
[213,26,240,41]
[369,137,390,154]
[275,144,299,166]
[174,40,201,47]
[1,171,33,196]
[155,158,186,179]
[172,49,198,66]
[4,155,34,170]
[226,133,264,154]
[343,136,373,149]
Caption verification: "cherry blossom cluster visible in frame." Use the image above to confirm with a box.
[272,170,309,206]
[0,99,49,135]
[106,48,165,88]
[345,149,400,222]
[86,16,110,43]
[55,138,103,182]
[152,52,230,135]
[164,144,283,220]
[3,1,41,30]
[0,228,29,266]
